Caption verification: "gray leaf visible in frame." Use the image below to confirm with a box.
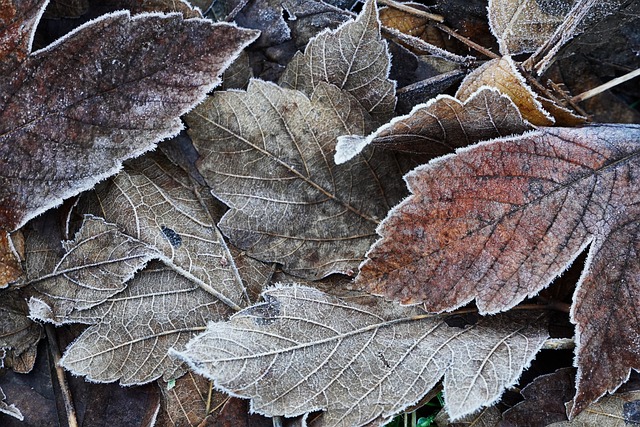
[58,263,233,386]
[27,216,156,322]
[175,285,548,426]
[78,151,248,310]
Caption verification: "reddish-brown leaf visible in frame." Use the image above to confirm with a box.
[357,124,640,415]
[0,0,258,232]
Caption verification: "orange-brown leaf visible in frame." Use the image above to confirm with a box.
[357,124,640,415]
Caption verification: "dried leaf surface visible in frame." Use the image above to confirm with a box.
[32,263,232,385]
[27,216,156,320]
[0,231,21,286]
[0,387,22,421]
[0,291,42,373]
[335,87,532,164]
[279,0,396,122]
[175,285,548,426]
[357,124,640,415]
[188,79,407,279]
[456,57,554,126]
[78,152,248,309]
[488,0,570,55]
[550,390,640,426]
[0,0,259,231]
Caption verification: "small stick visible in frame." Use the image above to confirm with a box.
[381,26,473,65]
[572,68,640,103]
[45,325,79,427]
[376,0,444,23]
[435,23,500,60]
[541,338,575,350]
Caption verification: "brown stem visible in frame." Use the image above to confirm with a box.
[434,23,500,60]
[45,325,78,427]
[376,0,444,23]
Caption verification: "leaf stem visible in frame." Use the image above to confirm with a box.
[45,325,79,427]
[572,68,640,103]
[434,23,500,60]
[376,0,444,23]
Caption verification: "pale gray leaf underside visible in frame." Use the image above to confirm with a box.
[79,152,248,310]
[39,264,231,386]
[176,285,547,426]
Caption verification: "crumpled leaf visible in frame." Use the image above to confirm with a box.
[0,387,22,421]
[335,86,532,164]
[279,0,396,122]
[27,215,156,319]
[174,285,548,426]
[434,405,501,427]
[31,262,233,385]
[456,57,554,126]
[187,77,409,279]
[357,124,640,416]
[0,0,259,233]
[77,151,248,310]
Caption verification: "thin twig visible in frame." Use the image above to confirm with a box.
[572,68,640,103]
[45,325,78,427]
[205,380,214,414]
[381,25,473,65]
[435,23,500,60]
[541,338,575,350]
[376,0,444,23]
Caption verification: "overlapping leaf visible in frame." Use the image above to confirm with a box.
[0,0,258,234]
[357,124,640,415]
[31,261,232,385]
[335,86,532,164]
[77,152,248,309]
[279,0,396,122]
[175,285,548,426]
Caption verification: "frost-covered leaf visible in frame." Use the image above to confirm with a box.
[550,390,640,426]
[357,124,640,416]
[335,87,532,164]
[0,290,42,374]
[488,0,571,55]
[0,0,259,233]
[456,57,554,126]
[34,263,232,386]
[27,216,156,320]
[279,0,396,122]
[78,151,248,310]
[188,79,408,279]
[175,285,548,426]
[0,387,22,421]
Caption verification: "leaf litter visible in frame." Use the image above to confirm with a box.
[0,0,638,425]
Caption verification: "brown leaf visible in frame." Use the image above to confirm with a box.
[0,290,42,374]
[156,373,216,427]
[356,124,640,415]
[175,285,548,425]
[0,387,22,421]
[456,57,554,126]
[335,87,532,164]
[0,0,258,232]
[0,231,21,287]
[550,390,640,426]
[501,367,576,426]
[279,0,396,123]
[77,151,249,310]
[32,262,233,385]
[434,405,501,427]
[187,78,408,279]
